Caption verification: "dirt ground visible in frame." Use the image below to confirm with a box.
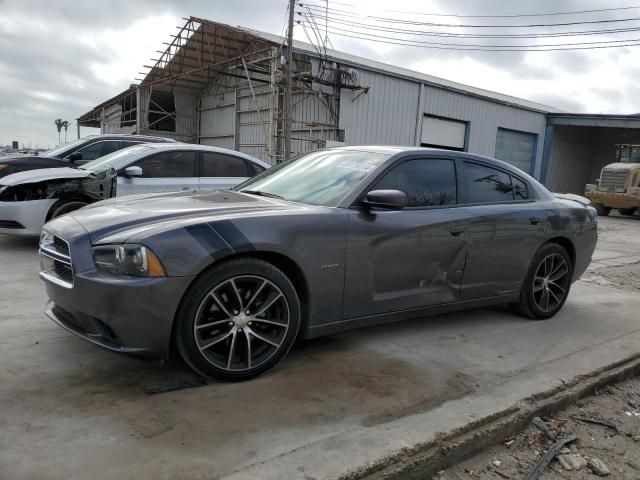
[438,377,640,479]
[438,213,640,479]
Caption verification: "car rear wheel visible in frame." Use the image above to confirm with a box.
[619,207,637,216]
[511,243,573,320]
[592,203,610,216]
[175,258,301,381]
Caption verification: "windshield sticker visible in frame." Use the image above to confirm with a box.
[336,161,377,172]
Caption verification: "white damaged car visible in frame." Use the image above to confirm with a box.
[0,143,269,236]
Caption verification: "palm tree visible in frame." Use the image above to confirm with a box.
[54,118,63,145]
[61,120,70,142]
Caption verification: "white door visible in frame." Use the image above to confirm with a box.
[117,150,199,196]
[199,152,262,190]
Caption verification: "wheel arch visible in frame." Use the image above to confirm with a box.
[46,194,93,221]
[546,236,576,269]
[168,249,311,357]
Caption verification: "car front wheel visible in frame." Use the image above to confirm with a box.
[511,243,573,320]
[175,258,301,381]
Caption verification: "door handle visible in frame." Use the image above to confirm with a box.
[182,187,191,191]
[449,224,467,236]
[529,216,543,225]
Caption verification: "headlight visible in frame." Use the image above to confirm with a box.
[39,230,54,247]
[92,244,166,277]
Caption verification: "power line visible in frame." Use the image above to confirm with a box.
[305,1,640,19]
[300,3,640,29]
[298,20,640,48]
[298,23,640,51]
[300,12,640,39]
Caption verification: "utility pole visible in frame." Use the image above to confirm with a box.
[284,0,295,161]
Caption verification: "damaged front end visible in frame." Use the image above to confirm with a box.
[0,169,117,236]
[0,168,117,203]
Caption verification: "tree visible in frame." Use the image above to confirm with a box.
[54,118,63,145]
[61,120,70,142]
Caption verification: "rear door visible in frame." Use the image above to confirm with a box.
[116,150,198,196]
[343,156,471,318]
[458,160,547,299]
[198,152,263,190]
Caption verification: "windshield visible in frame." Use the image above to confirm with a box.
[81,145,153,172]
[618,145,640,163]
[235,150,390,206]
[43,136,97,158]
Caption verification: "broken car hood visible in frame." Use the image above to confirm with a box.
[0,167,91,186]
[66,190,303,243]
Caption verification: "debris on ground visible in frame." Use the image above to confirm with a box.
[435,374,640,479]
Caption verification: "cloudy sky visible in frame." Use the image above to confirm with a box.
[2,0,640,148]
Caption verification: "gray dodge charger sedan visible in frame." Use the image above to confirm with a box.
[40,146,598,380]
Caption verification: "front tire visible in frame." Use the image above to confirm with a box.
[619,207,637,216]
[175,258,301,381]
[592,203,610,216]
[511,243,573,320]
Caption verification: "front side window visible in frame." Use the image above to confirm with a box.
[235,150,390,207]
[75,141,122,161]
[129,151,196,178]
[464,162,513,203]
[202,153,251,177]
[374,158,457,207]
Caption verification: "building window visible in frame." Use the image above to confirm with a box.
[495,128,537,174]
[147,90,176,132]
[420,115,467,151]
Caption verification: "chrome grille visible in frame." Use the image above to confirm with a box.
[39,232,73,288]
[600,170,629,190]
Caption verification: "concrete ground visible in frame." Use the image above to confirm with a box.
[1,215,639,480]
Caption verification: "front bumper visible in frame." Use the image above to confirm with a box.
[0,199,56,236]
[585,189,640,209]
[40,216,195,358]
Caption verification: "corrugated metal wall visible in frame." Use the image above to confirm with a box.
[420,86,547,176]
[338,68,547,177]
[339,70,419,146]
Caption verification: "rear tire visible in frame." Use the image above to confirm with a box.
[175,258,301,381]
[619,207,637,216]
[592,203,610,216]
[510,243,573,320]
[48,200,89,220]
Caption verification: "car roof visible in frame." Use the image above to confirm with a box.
[90,134,176,143]
[133,142,270,167]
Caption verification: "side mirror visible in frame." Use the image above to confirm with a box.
[67,152,82,163]
[362,189,408,210]
[124,166,143,178]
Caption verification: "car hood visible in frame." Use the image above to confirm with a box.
[0,167,90,186]
[67,190,301,243]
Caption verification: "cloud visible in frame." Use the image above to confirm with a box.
[1,0,639,147]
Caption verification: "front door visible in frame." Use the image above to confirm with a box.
[117,150,199,196]
[343,157,470,319]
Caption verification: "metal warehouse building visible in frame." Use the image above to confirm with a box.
[77,16,640,193]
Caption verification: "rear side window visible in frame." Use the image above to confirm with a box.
[374,158,457,207]
[129,151,196,178]
[75,141,122,161]
[512,176,529,200]
[202,153,251,177]
[464,162,514,203]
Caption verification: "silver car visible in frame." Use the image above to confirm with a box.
[0,144,269,237]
